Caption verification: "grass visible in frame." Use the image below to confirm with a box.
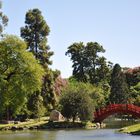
[42,121,96,129]
[118,123,140,134]
[0,117,96,130]
[0,117,49,130]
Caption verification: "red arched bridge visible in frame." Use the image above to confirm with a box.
[94,104,140,122]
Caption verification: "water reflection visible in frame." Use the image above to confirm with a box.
[45,130,57,140]
[0,128,139,140]
[103,117,140,128]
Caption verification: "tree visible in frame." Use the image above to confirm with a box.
[0,35,44,120]
[124,67,140,87]
[122,67,140,105]
[87,83,109,109]
[109,64,129,104]
[66,42,112,84]
[0,1,8,35]
[54,75,68,96]
[128,82,140,105]
[69,78,109,108]
[21,8,51,61]
[21,8,56,110]
[60,82,94,122]
[27,93,46,118]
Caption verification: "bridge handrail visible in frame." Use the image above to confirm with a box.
[94,104,140,119]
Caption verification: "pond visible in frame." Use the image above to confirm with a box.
[0,129,139,140]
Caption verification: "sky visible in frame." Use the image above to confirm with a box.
[2,0,140,78]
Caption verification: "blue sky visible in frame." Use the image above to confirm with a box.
[2,0,140,78]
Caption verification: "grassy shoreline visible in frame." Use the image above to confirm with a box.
[118,123,140,135]
[0,117,49,131]
[0,118,96,131]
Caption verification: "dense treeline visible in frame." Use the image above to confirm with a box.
[0,5,64,120]
[0,1,140,122]
[64,42,140,121]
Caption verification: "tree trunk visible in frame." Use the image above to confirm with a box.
[72,116,75,123]
[6,106,9,121]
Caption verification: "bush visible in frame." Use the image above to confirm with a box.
[60,82,94,122]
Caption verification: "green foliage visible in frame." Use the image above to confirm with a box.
[68,78,110,109]
[88,83,110,109]
[125,67,140,87]
[45,121,95,129]
[124,67,140,105]
[128,82,140,105]
[41,69,63,110]
[0,35,44,119]
[134,82,140,92]
[0,1,8,35]
[109,64,129,104]
[27,93,46,118]
[60,82,94,122]
[66,42,112,84]
[21,8,52,63]
[21,8,56,110]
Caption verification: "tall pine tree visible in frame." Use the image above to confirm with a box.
[21,8,56,112]
[109,64,129,104]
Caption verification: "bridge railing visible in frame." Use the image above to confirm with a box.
[127,104,140,113]
[94,104,140,119]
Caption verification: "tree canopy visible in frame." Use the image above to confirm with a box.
[125,67,140,87]
[21,8,57,110]
[109,64,129,104]
[0,35,44,120]
[21,8,52,63]
[0,2,139,123]
[60,82,94,122]
[66,42,112,84]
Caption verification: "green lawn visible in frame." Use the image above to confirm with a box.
[118,123,140,134]
[0,118,96,130]
[0,117,48,130]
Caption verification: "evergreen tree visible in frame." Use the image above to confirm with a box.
[109,64,129,104]
[27,93,46,118]
[21,9,52,62]
[21,8,56,111]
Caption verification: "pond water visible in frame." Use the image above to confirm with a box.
[0,129,139,140]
